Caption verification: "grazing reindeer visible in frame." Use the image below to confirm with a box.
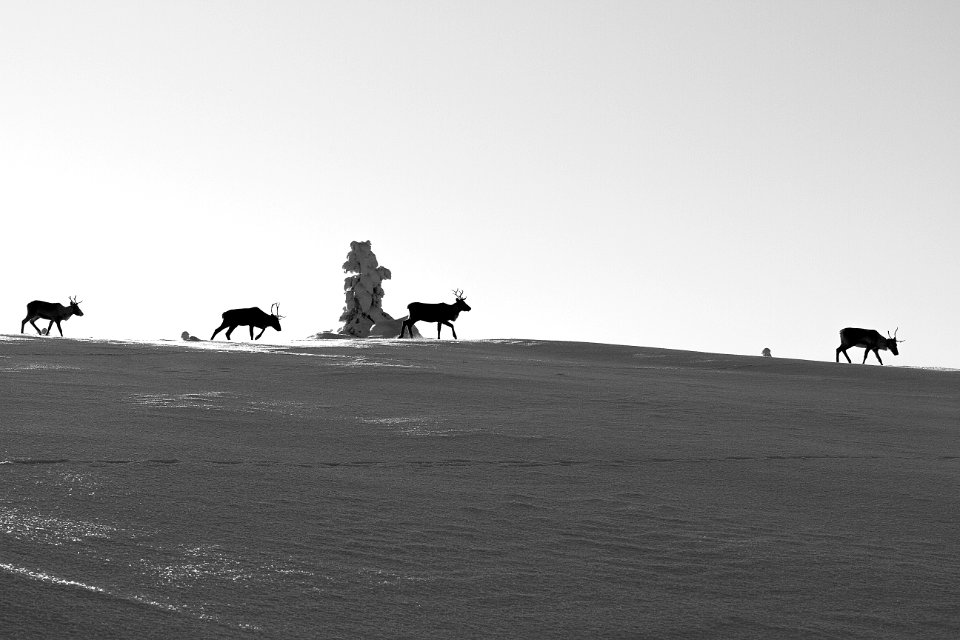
[399,289,471,339]
[21,296,84,337]
[836,327,902,365]
[211,303,283,341]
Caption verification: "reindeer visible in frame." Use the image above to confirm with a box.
[21,296,84,337]
[836,327,902,365]
[399,289,471,339]
[211,303,283,341]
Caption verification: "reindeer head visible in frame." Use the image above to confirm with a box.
[452,289,471,312]
[69,296,84,316]
[269,302,284,331]
[886,328,902,356]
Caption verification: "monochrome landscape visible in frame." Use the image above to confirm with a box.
[2,334,958,638]
[4,1,960,636]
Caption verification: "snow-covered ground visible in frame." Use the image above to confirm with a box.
[1,335,958,638]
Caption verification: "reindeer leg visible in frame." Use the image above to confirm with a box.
[54,320,63,337]
[255,327,266,340]
[250,325,256,340]
[874,350,883,365]
[211,322,228,340]
[837,347,851,363]
[225,325,236,340]
[443,321,458,340]
[436,322,442,339]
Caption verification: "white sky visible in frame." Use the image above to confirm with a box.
[2,1,958,366]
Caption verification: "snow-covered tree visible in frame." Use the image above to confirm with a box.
[337,240,417,337]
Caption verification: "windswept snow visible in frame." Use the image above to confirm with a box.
[1,336,959,638]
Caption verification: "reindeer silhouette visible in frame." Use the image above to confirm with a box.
[836,327,902,365]
[399,290,471,339]
[211,303,284,341]
[21,296,84,336]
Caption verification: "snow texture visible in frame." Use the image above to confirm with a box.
[2,337,960,638]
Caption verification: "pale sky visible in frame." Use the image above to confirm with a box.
[2,1,958,367]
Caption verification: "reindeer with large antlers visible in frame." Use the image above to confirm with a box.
[21,296,84,337]
[399,289,471,339]
[211,303,284,341]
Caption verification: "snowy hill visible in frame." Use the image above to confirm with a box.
[1,335,958,638]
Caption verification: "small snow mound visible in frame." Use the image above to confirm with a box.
[369,316,421,338]
[307,331,352,340]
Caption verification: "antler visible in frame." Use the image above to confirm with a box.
[69,295,82,304]
[271,302,285,319]
[890,327,904,343]
[453,288,465,300]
